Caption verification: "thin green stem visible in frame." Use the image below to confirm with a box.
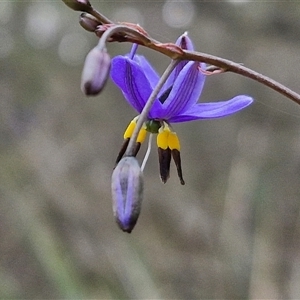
[125,60,179,157]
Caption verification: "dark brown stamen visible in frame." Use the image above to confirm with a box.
[158,147,171,183]
[171,149,185,185]
[115,140,142,167]
[115,138,130,165]
[133,142,141,157]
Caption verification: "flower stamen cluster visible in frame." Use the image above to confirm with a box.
[116,116,185,185]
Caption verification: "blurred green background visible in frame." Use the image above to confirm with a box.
[1,1,300,299]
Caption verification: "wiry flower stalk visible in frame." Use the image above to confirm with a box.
[62,0,300,105]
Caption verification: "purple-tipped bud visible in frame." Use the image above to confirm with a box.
[175,32,194,51]
[79,13,101,32]
[81,47,111,96]
[62,0,91,11]
[111,156,144,233]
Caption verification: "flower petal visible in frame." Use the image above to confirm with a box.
[111,56,153,113]
[169,95,253,123]
[163,33,196,88]
[155,61,206,119]
[133,55,159,89]
[175,32,194,51]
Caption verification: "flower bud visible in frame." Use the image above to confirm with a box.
[81,47,111,96]
[79,13,101,32]
[111,156,144,233]
[62,0,91,11]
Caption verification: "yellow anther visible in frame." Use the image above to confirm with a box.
[124,120,136,139]
[137,126,147,143]
[157,128,169,150]
[168,131,180,150]
[124,117,147,144]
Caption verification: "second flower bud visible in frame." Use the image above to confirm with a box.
[81,47,111,96]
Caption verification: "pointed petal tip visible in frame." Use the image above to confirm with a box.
[238,95,254,106]
[170,94,254,123]
[233,95,254,110]
[116,217,136,233]
[176,32,194,51]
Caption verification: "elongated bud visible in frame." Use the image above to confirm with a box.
[111,156,144,233]
[79,13,101,32]
[62,0,91,11]
[81,47,111,96]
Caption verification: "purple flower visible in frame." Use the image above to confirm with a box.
[111,33,253,184]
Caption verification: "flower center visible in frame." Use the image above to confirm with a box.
[145,119,161,133]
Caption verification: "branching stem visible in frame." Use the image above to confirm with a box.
[65,1,300,106]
